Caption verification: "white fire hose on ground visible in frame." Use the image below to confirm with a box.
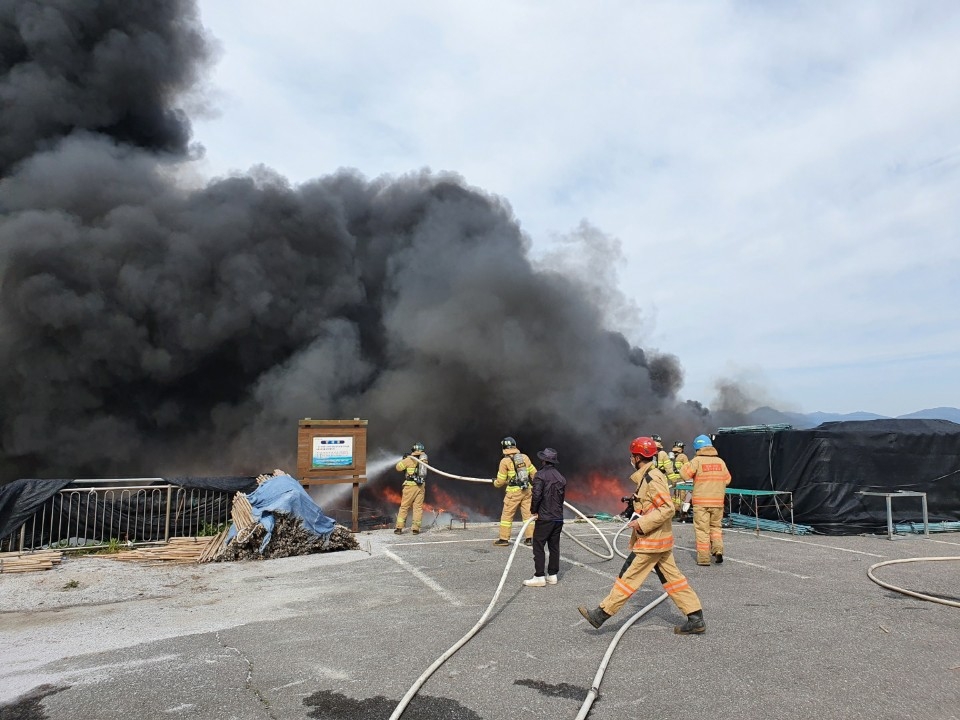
[866,556,960,608]
[387,459,667,720]
[387,516,536,720]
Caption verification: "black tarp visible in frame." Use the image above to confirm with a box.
[0,476,258,545]
[714,419,960,535]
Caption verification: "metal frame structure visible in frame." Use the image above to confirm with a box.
[0,479,234,553]
[856,490,930,540]
[674,483,796,534]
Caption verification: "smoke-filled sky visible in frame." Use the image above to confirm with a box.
[190,1,960,418]
[0,0,732,490]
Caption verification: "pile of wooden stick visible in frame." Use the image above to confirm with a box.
[255,469,286,485]
[198,527,230,563]
[0,549,64,574]
[111,536,223,565]
[107,493,255,565]
[232,493,256,532]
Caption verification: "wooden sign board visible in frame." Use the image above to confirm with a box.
[297,419,367,532]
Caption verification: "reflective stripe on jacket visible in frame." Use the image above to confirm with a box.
[672,452,688,480]
[656,450,673,479]
[629,463,675,554]
[680,446,731,507]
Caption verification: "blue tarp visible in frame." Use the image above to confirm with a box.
[226,474,336,551]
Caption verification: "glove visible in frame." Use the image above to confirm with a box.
[681,502,691,513]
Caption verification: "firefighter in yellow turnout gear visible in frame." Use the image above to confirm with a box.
[671,441,691,521]
[493,437,537,546]
[394,443,428,535]
[578,437,705,634]
[652,435,675,486]
[680,434,732,564]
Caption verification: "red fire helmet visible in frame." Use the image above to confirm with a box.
[629,436,657,458]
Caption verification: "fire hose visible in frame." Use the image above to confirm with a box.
[412,458,614,560]
[388,459,667,720]
[387,513,667,720]
[388,516,536,720]
[612,518,634,559]
[866,556,960,608]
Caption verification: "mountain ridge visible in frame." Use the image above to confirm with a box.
[742,406,960,430]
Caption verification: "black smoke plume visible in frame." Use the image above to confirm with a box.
[0,1,742,515]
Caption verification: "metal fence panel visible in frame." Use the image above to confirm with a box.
[0,481,235,553]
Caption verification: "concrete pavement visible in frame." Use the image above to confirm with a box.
[1,520,958,719]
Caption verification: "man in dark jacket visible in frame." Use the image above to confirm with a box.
[524,447,567,587]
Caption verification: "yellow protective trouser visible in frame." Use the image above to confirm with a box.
[498,487,534,541]
[693,506,724,563]
[396,483,425,530]
[599,550,701,617]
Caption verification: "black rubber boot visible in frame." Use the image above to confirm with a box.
[618,552,636,578]
[578,606,611,629]
[394,528,403,535]
[674,609,706,635]
[714,552,723,564]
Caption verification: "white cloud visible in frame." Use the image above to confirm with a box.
[192,0,960,416]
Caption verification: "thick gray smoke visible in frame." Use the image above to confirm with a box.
[0,1,738,509]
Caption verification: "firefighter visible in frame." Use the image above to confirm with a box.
[493,437,537,547]
[394,442,428,535]
[577,436,705,634]
[652,435,675,487]
[672,441,689,471]
[672,441,692,521]
[680,434,732,565]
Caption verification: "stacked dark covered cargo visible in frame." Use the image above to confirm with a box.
[715,419,960,534]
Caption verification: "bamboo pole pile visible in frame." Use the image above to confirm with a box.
[0,549,64,574]
[111,536,220,564]
[255,468,285,485]
[106,491,258,565]
[232,493,256,532]
[197,527,230,563]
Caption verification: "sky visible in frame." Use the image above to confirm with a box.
[189,1,960,417]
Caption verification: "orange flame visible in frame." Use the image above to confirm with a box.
[375,483,464,517]
[566,471,632,515]
[382,486,403,505]
[362,469,630,522]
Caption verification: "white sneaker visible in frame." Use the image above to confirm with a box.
[523,576,547,587]
[545,575,558,585]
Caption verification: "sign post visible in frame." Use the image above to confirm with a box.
[297,419,367,532]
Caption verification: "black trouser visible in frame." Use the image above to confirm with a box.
[532,519,562,576]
